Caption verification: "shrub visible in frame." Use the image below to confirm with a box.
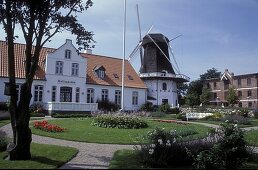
[97,99,119,112]
[30,112,45,117]
[52,113,92,118]
[202,112,224,121]
[193,123,250,169]
[140,102,154,112]
[136,127,214,168]
[92,114,148,129]
[158,104,171,114]
[33,120,65,133]
[222,114,251,125]
[149,112,165,118]
[254,109,258,119]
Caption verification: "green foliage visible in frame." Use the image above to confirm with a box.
[92,114,148,129]
[193,123,250,169]
[200,87,211,106]
[185,92,200,107]
[200,68,221,81]
[226,87,238,107]
[140,102,155,112]
[202,112,224,121]
[254,109,258,119]
[52,113,91,118]
[222,114,251,125]
[158,104,171,113]
[97,99,120,112]
[137,127,213,168]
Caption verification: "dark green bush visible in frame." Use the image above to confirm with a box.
[30,112,45,117]
[202,112,224,121]
[92,114,148,129]
[222,114,251,125]
[194,123,250,169]
[140,102,154,112]
[158,104,171,114]
[97,99,119,112]
[149,112,165,118]
[52,113,92,118]
[0,133,8,151]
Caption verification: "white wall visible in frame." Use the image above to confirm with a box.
[44,39,87,103]
[0,77,46,105]
[87,84,146,111]
[144,79,178,107]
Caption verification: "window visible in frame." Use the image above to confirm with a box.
[224,80,229,90]
[65,49,71,59]
[52,86,56,102]
[213,82,217,89]
[87,88,94,103]
[247,90,252,97]
[248,102,252,108]
[55,61,63,75]
[113,74,119,79]
[76,87,80,103]
[239,102,242,108]
[101,89,108,101]
[247,78,251,86]
[98,70,105,79]
[132,91,138,106]
[128,75,134,80]
[162,99,168,105]
[214,93,217,100]
[34,85,43,102]
[162,83,167,91]
[238,79,241,87]
[115,90,121,106]
[60,87,72,102]
[72,63,79,76]
[238,91,242,98]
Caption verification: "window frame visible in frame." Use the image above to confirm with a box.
[101,89,108,101]
[55,61,64,75]
[87,88,95,103]
[65,49,71,59]
[115,90,121,106]
[34,85,44,102]
[132,91,139,106]
[72,63,79,76]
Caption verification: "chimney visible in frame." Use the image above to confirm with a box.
[66,39,72,44]
[84,49,92,54]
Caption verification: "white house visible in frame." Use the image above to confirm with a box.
[0,39,147,113]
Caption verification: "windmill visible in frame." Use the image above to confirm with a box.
[128,4,190,107]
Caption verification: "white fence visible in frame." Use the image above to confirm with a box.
[186,112,213,120]
[45,102,98,113]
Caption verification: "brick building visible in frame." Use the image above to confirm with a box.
[205,69,258,109]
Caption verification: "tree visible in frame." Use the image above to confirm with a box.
[185,92,200,108]
[186,80,203,106]
[200,87,212,106]
[0,0,94,160]
[200,68,221,81]
[226,87,238,107]
[177,83,188,105]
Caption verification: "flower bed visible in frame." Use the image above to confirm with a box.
[33,120,65,132]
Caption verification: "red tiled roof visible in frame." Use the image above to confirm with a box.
[82,54,147,89]
[0,41,147,89]
[0,41,55,80]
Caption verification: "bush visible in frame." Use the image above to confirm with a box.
[0,102,8,111]
[202,112,224,121]
[222,114,251,125]
[193,123,251,169]
[254,109,258,119]
[52,113,92,118]
[136,127,214,168]
[30,112,45,117]
[158,104,171,114]
[92,114,148,129]
[176,113,187,121]
[149,112,165,118]
[97,99,119,112]
[140,102,154,112]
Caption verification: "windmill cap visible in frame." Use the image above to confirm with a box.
[142,33,169,46]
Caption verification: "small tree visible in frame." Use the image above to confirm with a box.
[185,92,200,108]
[226,87,238,107]
[200,87,211,106]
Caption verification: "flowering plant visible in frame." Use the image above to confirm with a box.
[33,120,65,133]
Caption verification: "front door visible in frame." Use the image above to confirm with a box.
[60,87,72,102]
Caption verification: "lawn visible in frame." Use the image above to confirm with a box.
[0,120,10,128]
[30,118,211,144]
[0,143,78,169]
[245,130,258,147]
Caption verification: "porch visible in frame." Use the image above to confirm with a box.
[45,102,98,114]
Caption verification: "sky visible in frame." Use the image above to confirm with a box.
[1,0,258,81]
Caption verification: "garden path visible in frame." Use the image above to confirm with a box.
[0,118,258,169]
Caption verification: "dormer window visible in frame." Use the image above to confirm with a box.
[94,65,106,79]
[65,49,71,59]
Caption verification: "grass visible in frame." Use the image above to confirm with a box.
[0,120,10,128]
[245,130,258,147]
[30,118,211,144]
[109,149,258,169]
[0,143,78,169]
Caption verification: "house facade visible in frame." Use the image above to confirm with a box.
[205,69,258,109]
[0,39,147,113]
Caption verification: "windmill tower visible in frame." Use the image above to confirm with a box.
[139,33,190,107]
[128,4,190,107]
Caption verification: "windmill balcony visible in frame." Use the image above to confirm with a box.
[139,72,190,82]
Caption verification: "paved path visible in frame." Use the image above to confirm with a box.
[0,118,258,169]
